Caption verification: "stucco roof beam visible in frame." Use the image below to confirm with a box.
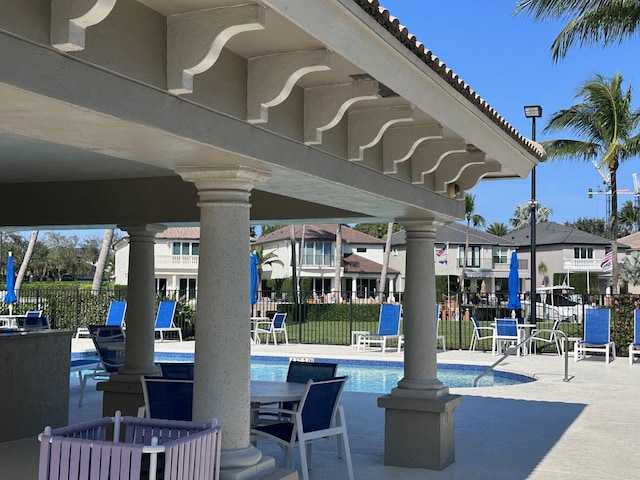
[303,78,379,145]
[455,162,503,192]
[247,49,332,124]
[167,3,265,95]
[433,150,486,193]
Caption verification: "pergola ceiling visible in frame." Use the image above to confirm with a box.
[0,0,544,231]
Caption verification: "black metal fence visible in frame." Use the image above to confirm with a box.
[3,287,596,351]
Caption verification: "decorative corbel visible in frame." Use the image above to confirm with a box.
[348,105,414,161]
[303,79,379,145]
[410,138,467,184]
[247,49,332,124]
[51,0,117,52]
[167,4,265,95]
[382,123,442,174]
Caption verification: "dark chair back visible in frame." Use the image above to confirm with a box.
[141,377,193,421]
[299,376,348,433]
[89,325,126,373]
[286,361,338,384]
[159,362,194,380]
[17,315,50,330]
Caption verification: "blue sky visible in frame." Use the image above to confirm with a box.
[380,0,640,228]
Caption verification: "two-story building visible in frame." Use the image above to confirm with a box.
[388,223,526,301]
[254,224,399,301]
[114,227,202,300]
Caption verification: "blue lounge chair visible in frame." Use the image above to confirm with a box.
[629,310,640,365]
[356,304,402,353]
[251,376,354,480]
[79,325,126,406]
[154,300,181,342]
[75,300,127,338]
[575,308,615,364]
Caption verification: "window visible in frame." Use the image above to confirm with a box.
[492,247,509,266]
[458,246,481,268]
[303,241,333,266]
[356,247,367,253]
[574,247,593,259]
[173,242,199,256]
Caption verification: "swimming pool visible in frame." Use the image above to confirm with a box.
[73,352,533,390]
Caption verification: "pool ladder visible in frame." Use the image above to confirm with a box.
[473,329,571,387]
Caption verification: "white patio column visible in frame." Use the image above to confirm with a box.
[176,166,273,479]
[118,224,166,375]
[98,224,164,418]
[378,219,462,470]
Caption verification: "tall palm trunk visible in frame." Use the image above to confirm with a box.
[15,231,38,292]
[379,222,393,302]
[334,224,342,303]
[91,229,113,294]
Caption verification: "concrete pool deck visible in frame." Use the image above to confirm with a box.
[2,338,638,479]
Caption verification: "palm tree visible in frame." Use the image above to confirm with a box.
[542,72,640,293]
[618,199,640,235]
[513,0,640,61]
[91,229,113,294]
[509,201,553,230]
[460,194,486,291]
[486,222,509,237]
[15,231,38,292]
[252,244,284,297]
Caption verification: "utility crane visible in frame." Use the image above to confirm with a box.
[587,160,640,230]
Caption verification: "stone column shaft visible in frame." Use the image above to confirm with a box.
[118,224,165,375]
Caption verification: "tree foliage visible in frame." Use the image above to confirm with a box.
[486,222,509,236]
[353,223,402,239]
[565,217,608,237]
[514,0,640,62]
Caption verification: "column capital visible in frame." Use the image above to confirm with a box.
[117,223,166,238]
[399,218,443,237]
[176,165,271,206]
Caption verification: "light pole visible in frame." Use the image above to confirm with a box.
[524,105,542,324]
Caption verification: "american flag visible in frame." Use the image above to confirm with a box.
[601,251,613,270]
[436,243,448,265]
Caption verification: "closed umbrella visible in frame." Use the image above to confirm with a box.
[4,252,17,315]
[250,252,259,306]
[507,251,521,317]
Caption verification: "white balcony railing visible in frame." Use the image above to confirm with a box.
[563,258,605,271]
[155,255,199,268]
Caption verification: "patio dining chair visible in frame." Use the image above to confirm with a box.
[469,316,493,352]
[140,376,194,421]
[250,376,353,480]
[254,312,288,345]
[493,318,525,356]
[530,318,563,355]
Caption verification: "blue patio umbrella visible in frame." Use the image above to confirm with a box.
[4,251,17,315]
[250,252,259,305]
[507,251,521,316]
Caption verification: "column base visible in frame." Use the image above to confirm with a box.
[220,454,287,480]
[96,374,145,418]
[377,392,462,470]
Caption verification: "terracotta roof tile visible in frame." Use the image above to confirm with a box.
[353,0,545,160]
[343,252,399,274]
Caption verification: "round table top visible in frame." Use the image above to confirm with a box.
[250,380,306,404]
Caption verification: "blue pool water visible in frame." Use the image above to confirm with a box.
[73,352,534,390]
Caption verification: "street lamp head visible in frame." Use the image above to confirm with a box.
[524,105,542,118]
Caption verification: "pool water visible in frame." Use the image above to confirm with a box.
[74,352,534,391]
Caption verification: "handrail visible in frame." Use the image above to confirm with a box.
[473,329,571,387]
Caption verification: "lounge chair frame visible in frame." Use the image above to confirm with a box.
[356,304,402,353]
[574,308,615,364]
